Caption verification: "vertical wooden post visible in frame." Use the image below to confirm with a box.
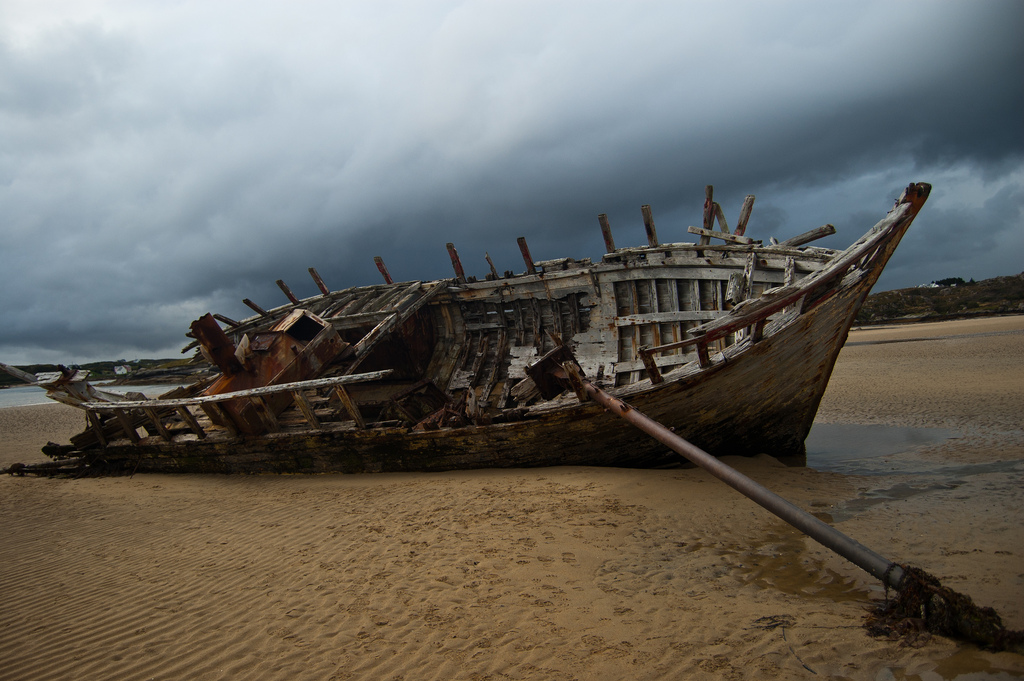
[308,267,330,295]
[641,205,659,247]
[735,195,755,236]
[598,214,616,253]
[517,237,537,274]
[446,243,467,283]
[700,185,714,245]
[485,252,500,279]
[374,256,394,284]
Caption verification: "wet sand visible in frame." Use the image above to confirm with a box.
[1,316,1022,680]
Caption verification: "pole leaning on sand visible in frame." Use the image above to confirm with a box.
[527,344,1024,653]
[527,347,905,589]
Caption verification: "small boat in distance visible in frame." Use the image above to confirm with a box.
[4,182,931,475]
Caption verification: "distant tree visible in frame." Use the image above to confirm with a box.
[934,277,967,287]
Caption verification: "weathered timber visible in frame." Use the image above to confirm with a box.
[374,256,394,284]
[735,195,755,236]
[14,183,931,476]
[687,226,756,245]
[780,224,837,248]
[641,205,659,247]
[517,237,537,275]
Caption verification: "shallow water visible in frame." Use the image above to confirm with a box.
[806,422,957,475]
[0,383,184,409]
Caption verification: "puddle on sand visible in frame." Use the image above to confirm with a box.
[805,423,957,475]
[733,529,872,603]
[884,645,1024,680]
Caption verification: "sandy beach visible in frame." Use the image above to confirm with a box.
[1,316,1022,680]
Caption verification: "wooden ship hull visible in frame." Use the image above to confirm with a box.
[11,183,931,475]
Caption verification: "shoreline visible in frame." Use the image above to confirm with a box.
[1,315,1021,679]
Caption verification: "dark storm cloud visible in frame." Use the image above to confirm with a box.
[1,1,1022,364]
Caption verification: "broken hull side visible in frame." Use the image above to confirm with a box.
[77,263,883,475]
[27,183,928,476]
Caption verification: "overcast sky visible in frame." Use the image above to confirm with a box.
[2,1,1022,365]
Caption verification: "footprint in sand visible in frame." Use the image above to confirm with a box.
[561,552,577,565]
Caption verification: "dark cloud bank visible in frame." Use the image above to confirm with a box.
[2,1,1022,364]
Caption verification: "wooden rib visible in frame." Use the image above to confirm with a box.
[735,195,755,236]
[175,406,206,438]
[252,396,280,433]
[308,267,331,295]
[374,256,394,284]
[686,226,755,245]
[276,280,300,304]
[447,243,467,283]
[113,409,140,443]
[598,214,615,252]
[213,314,240,327]
[700,185,714,245]
[291,390,320,428]
[641,205,659,247]
[713,202,730,234]
[87,411,108,446]
[485,252,500,279]
[779,224,836,247]
[333,386,365,428]
[201,402,239,437]
[142,408,172,441]
[242,298,270,317]
[517,237,537,274]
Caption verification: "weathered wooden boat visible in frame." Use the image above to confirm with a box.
[5,182,931,475]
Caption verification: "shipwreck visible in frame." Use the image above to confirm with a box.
[4,182,931,475]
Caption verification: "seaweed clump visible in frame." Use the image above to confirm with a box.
[866,565,1024,653]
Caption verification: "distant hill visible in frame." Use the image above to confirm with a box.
[0,358,208,388]
[857,272,1024,324]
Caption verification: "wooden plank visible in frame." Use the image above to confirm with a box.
[345,283,445,370]
[242,298,270,317]
[252,396,280,433]
[333,386,365,428]
[87,411,108,446]
[291,390,320,428]
[175,406,206,439]
[779,224,836,247]
[641,204,659,247]
[308,267,331,295]
[735,195,755,236]
[276,279,300,304]
[686,226,756,245]
[374,256,394,284]
[201,402,239,436]
[517,237,537,274]
[485,252,500,279]
[0,363,38,384]
[82,371,393,411]
[742,251,757,300]
[615,310,720,326]
[213,314,240,327]
[142,408,172,441]
[598,214,615,252]
[700,185,714,245]
[113,409,140,443]
[713,202,730,234]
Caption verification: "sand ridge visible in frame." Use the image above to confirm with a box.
[0,316,1022,680]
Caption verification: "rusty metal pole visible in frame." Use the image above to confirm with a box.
[577,376,905,590]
